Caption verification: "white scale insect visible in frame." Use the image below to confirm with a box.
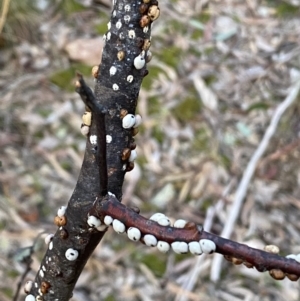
[44,234,54,245]
[133,51,146,70]
[65,248,79,261]
[127,227,141,241]
[286,254,300,262]
[173,219,187,228]
[199,239,216,254]
[87,215,101,228]
[157,241,170,253]
[57,206,66,217]
[104,215,113,225]
[25,295,35,301]
[122,114,136,129]
[24,280,33,294]
[171,241,188,254]
[112,219,125,234]
[189,241,202,255]
[144,234,157,247]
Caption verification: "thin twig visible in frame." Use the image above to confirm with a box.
[96,195,300,277]
[210,78,300,282]
[76,73,108,196]
[75,72,106,115]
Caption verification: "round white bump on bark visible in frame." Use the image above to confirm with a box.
[116,19,122,29]
[87,215,101,228]
[109,66,117,76]
[65,248,79,261]
[25,295,35,301]
[24,280,33,294]
[112,219,126,234]
[90,135,97,145]
[134,52,146,69]
[286,254,297,260]
[129,149,137,162]
[42,265,46,271]
[144,234,157,247]
[39,269,44,278]
[133,114,142,127]
[127,227,141,241]
[128,30,135,39]
[49,241,53,250]
[104,215,113,225]
[112,83,119,91]
[143,26,149,33]
[174,219,187,228]
[108,191,116,197]
[199,239,216,254]
[81,125,90,136]
[112,10,116,17]
[146,51,153,63]
[149,213,167,222]
[122,114,136,129]
[157,241,170,253]
[157,217,171,226]
[189,241,203,255]
[107,21,111,30]
[127,75,134,83]
[124,15,130,24]
[171,241,188,254]
[106,135,112,143]
[124,4,131,11]
[107,32,111,41]
[57,206,67,217]
[264,244,280,254]
[44,234,54,245]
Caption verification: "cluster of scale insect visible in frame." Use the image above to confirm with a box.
[102,0,158,91]
[23,205,70,300]
[81,0,158,159]
[119,109,142,172]
[224,244,300,281]
[86,210,216,256]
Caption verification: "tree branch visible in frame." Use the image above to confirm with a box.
[95,195,300,280]
[27,0,156,300]
[75,73,108,196]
